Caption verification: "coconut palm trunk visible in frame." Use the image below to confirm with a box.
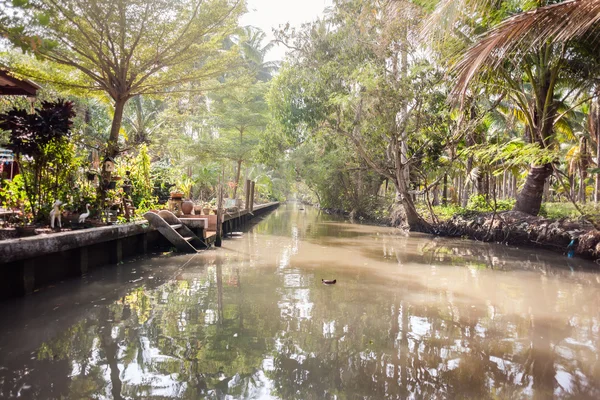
[513,164,553,214]
[591,92,600,202]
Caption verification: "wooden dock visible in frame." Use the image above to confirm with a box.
[173,201,280,248]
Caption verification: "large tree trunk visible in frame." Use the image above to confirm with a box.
[590,90,600,202]
[108,97,128,157]
[391,174,432,232]
[579,137,588,203]
[513,164,553,215]
[596,131,600,202]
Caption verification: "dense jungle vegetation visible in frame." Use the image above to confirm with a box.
[1,0,600,231]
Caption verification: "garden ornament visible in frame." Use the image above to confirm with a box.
[79,203,91,223]
[50,200,63,228]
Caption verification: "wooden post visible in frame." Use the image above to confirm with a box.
[250,181,255,212]
[244,179,251,211]
[215,169,225,247]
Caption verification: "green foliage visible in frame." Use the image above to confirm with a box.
[0,100,77,220]
[115,144,157,209]
[149,161,176,204]
[466,194,514,212]
[425,195,516,222]
[132,145,153,206]
[290,135,385,215]
[1,0,245,157]
[538,202,600,221]
[465,140,558,174]
[0,174,26,209]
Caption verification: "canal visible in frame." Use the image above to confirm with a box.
[1,203,599,399]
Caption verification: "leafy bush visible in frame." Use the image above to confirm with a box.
[0,100,77,220]
[424,195,516,222]
[0,175,26,209]
[467,194,514,212]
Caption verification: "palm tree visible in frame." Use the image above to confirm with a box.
[446,0,600,215]
[123,95,164,146]
[237,26,278,81]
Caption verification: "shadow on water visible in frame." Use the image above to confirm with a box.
[0,203,600,399]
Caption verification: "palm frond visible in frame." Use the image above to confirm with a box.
[453,0,600,100]
[422,0,502,40]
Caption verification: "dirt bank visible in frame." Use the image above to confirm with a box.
[433,211,600,262]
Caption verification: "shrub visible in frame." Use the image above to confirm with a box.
[467,194,514,212]
[0,100,77,221]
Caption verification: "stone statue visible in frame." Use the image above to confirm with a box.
[50,200,63,229]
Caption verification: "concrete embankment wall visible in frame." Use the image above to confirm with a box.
[0,202,279,300]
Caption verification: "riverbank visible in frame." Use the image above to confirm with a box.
[432,210,600,262]
[308,201,600,263]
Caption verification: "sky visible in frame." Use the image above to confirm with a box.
[239,0,333,62]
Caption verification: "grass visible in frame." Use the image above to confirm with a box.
[539,202,600,221]
[418,195,515,222]
[418,199,600,223]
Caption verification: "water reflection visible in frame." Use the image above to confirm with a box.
[1,204,600,399]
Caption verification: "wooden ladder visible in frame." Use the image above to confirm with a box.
[144,210,207,253]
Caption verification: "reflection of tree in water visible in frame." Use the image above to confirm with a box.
[17,255,283,398]
[264,263,600,399]
[17,263,600,399]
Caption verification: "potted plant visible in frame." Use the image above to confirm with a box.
[176,176,196,200]
[15,218,37,237]
[202,202,211,216]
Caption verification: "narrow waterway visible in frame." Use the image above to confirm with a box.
[1,204,600,399]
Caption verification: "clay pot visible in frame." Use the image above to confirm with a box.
[181,200,194,215]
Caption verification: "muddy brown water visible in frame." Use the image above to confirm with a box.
[1,204,600,399]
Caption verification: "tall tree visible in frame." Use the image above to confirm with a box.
[434,0,600,214]
[270,0,450,230]
[0,0,244,156]
[208,27,271,198]
[210,81,269,198]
